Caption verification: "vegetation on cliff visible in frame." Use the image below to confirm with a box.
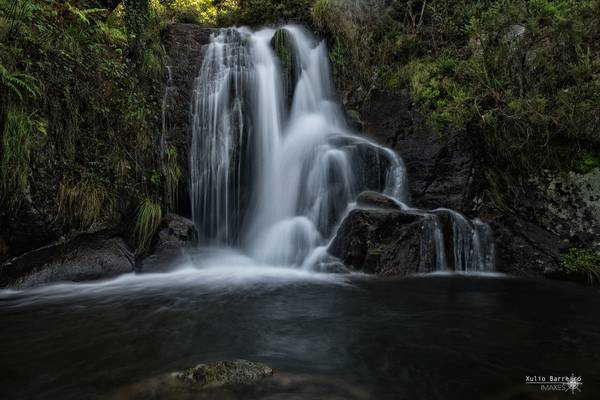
[2,0,599,277]
[313,0,600,209]
[561,247,600,285]
[0,0,182,255]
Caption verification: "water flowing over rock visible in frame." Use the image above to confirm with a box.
[186,25,494,275]
[329,192,495,275]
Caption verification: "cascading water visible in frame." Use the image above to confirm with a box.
[188,25,494,273]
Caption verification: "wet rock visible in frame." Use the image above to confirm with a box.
[138,213,196,273]
[490,215,563,278]
[112,360,273,400]
[356,191,401,210]
[0,205,63,262]
[113,364,371,400]
[487,168,600,279]
[271,28,300,107]
[0,236,8,262]
[163,23,217,215]
[174,360,273,388]
[0,232,134,288]
[529,169,600,250]
[328,208,436,276]
[358,90,476,212]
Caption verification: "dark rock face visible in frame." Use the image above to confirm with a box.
[353,89,573,280]
[356,190,401,210]
[163,24,217,216]
[490,215,563,278]
[0,232,134,288]
[138,213,196,273]
[0,199,66,264]
[328,208,436,276]
[358,90,475,212]
[271,28,300,107]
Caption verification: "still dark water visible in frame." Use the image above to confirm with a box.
[1,269,599,399]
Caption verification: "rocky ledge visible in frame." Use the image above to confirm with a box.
[0,213,195,289]
[328,191,494,276]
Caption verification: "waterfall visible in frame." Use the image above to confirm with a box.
[188,25,493,273]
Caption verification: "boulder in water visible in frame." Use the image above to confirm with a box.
[112,360,273,400]
[174,360,273,388]
[138,213,196,273]
[0,232,134,288]
[328,208,436,276]
[112,362,371,400]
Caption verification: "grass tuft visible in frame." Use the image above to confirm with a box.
[133,195,162,254]
[58,177,115,229]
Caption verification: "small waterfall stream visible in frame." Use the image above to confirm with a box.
[188,26,494,273]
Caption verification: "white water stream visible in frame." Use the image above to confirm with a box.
[188,26,493,273]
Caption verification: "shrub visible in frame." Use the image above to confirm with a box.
[561,248,600,285]
[220,0,313,26]
[314,0,600,206]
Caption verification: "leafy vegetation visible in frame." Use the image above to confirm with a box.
[0,0,189,252]
[58,176,115,229]
[0,109,44,211]
[218,0,312,26]
[561,248,600,285]
[314,0,600,206]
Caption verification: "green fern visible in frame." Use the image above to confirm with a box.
[133,196,162,254]
[0,108,44,211]
[141,41,165,80]
[1,0,36,39]
[0,63,41,101]
[64,2,106,25]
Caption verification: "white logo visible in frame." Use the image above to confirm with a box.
[525,374,582,394]
[565,374,583,394]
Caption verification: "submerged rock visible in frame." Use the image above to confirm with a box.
[112,361,371,400]
[328,208,436,276]
[112,360,273,400]
[138,213,196,273]
[174,360,273,388]
[0,232,134,288]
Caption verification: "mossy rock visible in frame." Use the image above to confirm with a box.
[270,28,300,107]
[174,360,273,388]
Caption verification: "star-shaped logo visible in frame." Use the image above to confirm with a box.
[564,373,583,394]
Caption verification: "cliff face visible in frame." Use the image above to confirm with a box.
[0,24,215,286]
[359,90,476,213]
[354,88,600,281]
[162,24,217,217]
